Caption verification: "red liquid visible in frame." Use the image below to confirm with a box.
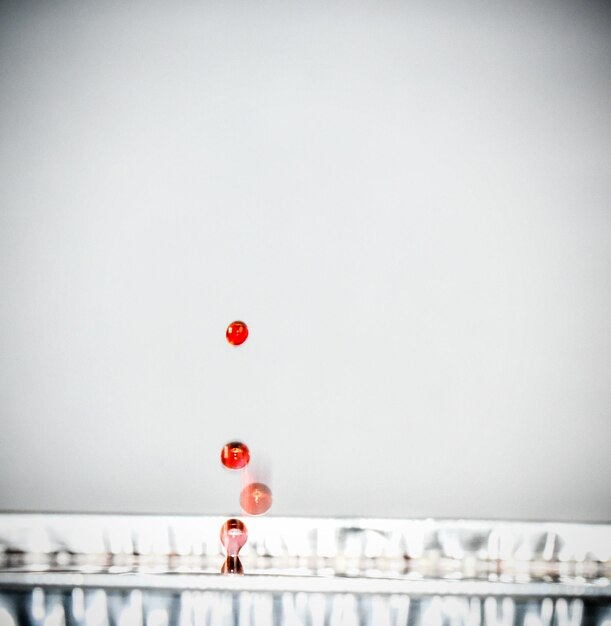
[221,556,244,575]
[220,518,248,557]
[226,321,249,346]
[221,441,250,470]
[240,482,272,516]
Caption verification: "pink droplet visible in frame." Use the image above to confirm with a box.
[220,518,248,557]
[240,482,273,516]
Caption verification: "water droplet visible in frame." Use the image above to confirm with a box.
[240,482,272,516]
[220,518,248,556]
[221,441,250,470]
[226,321,249,346]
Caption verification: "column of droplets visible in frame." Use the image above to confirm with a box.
[220,321,274,574]
[219,321,251,574]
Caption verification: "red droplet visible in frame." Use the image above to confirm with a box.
[220,518,248,557]
[221,441,250,470]
[221,556,244,575]
[226,321,249,346]
[240,482,273,516]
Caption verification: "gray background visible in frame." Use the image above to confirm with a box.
[1,0,610,521]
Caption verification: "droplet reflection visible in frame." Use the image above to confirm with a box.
[221,556,244,575]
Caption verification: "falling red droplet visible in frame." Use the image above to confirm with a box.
[226,321,249,346]
[221,441,250,470]
[220,518,248,557]
[221,556,244,575]
[240,482,273,516]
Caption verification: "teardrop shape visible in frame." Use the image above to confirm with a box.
[220,518,248,557]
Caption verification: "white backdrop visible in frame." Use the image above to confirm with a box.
[1,0,610,521]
